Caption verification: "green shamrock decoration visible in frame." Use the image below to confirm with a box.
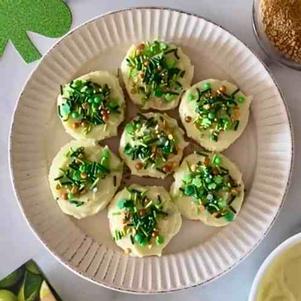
[0,0,72,63]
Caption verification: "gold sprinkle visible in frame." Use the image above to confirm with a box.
[185,116,192,123]
[124,248,131,255]
[260,0,301,63]
[71,186,78,195]
[61,192,68,200]
[80,172,87,179]
[135,162,143,170]
[190,164,196,172]
[72,122,79,129]
[219,85,226,93]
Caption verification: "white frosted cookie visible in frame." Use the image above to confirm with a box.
[57,71,125,141]
[119,112,187,178]
[49,140,123,219]
[179,79,252,151]
[108,184,182,257]
[121,40,194,110]
[170,152,244,227]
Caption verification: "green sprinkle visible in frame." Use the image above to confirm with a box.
[54,146,110,201]
[237,95,245,103]
[108,99,119,110]
[60,103,70,116]
[202,82,211,90]
[134,233,146,246]
[114,230,123,240]
[69,200,84,207]
[100,147,110,169]
[214,175,223,184]
[93,96,101,104]
[218,198,227,208]
[208,112,216,120]
[210,134,218,142]
[117,199,133,209]
[201,118,211,127]
[166,57,177,68]
[184,185,195,196]
[223,118,232,130]
[183,174,192,182]
[212,154,222,166]
[81,86,88,92]
[208,183,217,190]
[224,211,235,221]
[58,80,120,133]
[192,177,203,187]
[156,235,164,245]
[125,122,135,135]
[234,120,240,130]
[79,165,86,172]
[71,111,80,119]
[126,40,185,103]
[114,186,168,247]
[155,89,163,97]
[164,93,176,102]
[179,154,240,220]
[188,92,197,101]
[159,42,168,50]
[192,82,244,141]
[123,114,177,170]
[205,177,212,184]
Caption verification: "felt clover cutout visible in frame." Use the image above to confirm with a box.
[0,0,72,63]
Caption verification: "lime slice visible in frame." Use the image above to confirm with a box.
[17,271,42,301]
[0,268,24,288]
[40,281,57,301]
[17,284,24,301]
[0,289,17,301]
[24,262,40,275]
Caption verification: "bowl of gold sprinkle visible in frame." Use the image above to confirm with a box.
[253,0,301,70]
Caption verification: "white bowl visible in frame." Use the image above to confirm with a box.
[248,233,301,301]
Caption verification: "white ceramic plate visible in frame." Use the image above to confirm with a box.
[9,7,293,293]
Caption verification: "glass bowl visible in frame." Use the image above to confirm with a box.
[252,0,301,70]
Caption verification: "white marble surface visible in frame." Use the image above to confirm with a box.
[1,0,301,300]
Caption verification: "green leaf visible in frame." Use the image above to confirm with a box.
[0,0,72,63]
